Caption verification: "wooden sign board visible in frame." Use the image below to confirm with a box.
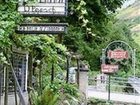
[108,49,129,60]
[18,0,68,16]
[16,23,68,34]
[101,64,119,74]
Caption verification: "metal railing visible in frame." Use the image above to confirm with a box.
[88,76,140,95]
[128,77,140,94]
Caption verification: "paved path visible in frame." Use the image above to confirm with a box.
[0,92,28,105]
[88,86,140,104]
[128,77,140,94]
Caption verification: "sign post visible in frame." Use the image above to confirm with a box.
[101,64,118,103]
[105,49,128,102]
[108,75,110,102]
[101,41,135,103]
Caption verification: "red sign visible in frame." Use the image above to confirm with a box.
[108,49,128,59]
[101,64,118,73]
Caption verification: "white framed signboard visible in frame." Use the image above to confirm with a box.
[18,0,68,16]
[101,64,119,74]
[16,23,68,34]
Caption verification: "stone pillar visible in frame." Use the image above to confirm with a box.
[77,64,89,98]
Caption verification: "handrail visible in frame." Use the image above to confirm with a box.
[8,57,26,105]
[128,77,140,93]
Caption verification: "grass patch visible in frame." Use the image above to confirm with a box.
[88,98,113,105]
[132,33,140,46]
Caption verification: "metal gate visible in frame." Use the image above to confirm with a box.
[0,52,28,93]
[11,52,28,92]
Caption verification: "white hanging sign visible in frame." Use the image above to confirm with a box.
[16,23,68,34]
[18,0,68,16]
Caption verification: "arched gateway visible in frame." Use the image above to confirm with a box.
[100,40,136,101]
[101,40,136,76]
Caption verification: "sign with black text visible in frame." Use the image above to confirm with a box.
[18,0,68,16]
[16,23,68,34]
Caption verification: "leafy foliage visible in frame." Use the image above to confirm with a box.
[64,17,134,72]
[30,81,82,105]
[63,0,140,77]
[1,0,139,105]
[0,0,68,75]
[0,0,22,64]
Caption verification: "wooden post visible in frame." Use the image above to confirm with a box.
[39,65,42,93]
[28,52,33,91]
[66,55,70,83]
[76,58,80,87]
[28,52,33,105]
[57,34,63,43]
[51,63,54,83]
